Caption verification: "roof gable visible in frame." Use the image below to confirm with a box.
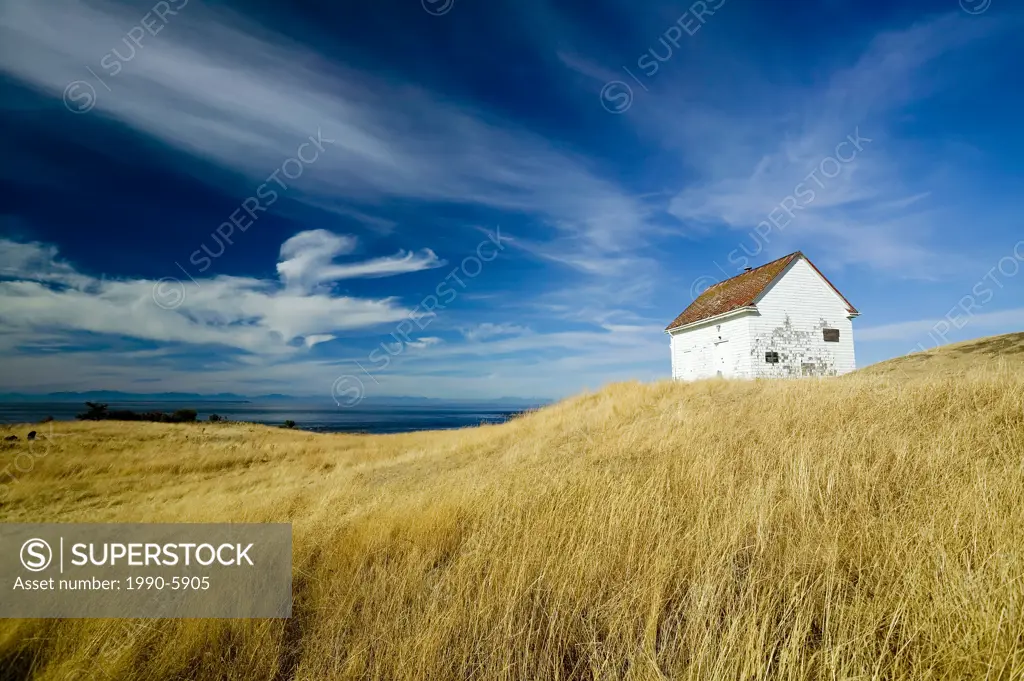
[666,252,857,331]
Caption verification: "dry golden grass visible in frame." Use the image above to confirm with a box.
[858,331,1024,377]
[1,334,1023,680]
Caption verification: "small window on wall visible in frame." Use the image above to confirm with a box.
[823,328,840,342]
[765,351,780,364]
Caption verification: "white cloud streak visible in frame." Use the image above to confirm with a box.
[0,234,431,354]
[276,229,443,292]
[857,307,1024,342]
[461,323,531,342]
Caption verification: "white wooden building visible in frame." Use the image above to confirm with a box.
[666,252,859,380]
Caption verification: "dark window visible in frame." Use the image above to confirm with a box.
[823,328,840,342]
[765,351,780,364]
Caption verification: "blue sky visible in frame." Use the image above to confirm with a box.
[0,0,1021,400]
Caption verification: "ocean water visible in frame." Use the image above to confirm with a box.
[0,401,525,434]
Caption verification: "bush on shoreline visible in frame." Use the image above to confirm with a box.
[75,402,198,423]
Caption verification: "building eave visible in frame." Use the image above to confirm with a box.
[665,306,758,334]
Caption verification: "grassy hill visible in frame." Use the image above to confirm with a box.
[858,331,1024,376]
[1,335,1022,680]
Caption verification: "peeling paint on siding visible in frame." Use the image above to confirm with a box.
[749,315,839,377]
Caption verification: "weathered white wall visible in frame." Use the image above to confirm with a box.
[670,314,754,380]
[669,257,857,381]
[748,258,856,378]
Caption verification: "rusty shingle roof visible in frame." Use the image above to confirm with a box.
[665,252,857,331]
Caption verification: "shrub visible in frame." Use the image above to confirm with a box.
[283,420,296,429]
[171,409,198,423]
[76,402,109,420]
[209,414,223,423]
[75,403,199,423]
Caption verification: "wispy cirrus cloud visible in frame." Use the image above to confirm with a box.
[858,308,1024,343]
[461,323,531,342]
[0,0,652,256]
[633,12,1016,277]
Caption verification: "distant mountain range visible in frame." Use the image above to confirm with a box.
[0,390,547,408]
[0,391,253,403]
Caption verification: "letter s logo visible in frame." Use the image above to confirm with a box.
[21,538,52,572]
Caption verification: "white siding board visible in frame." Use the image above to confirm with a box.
[670,314,754,380]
